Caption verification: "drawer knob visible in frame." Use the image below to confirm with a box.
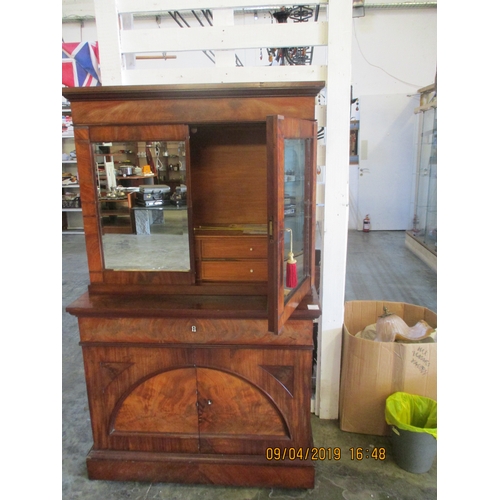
[191,326,197,332]
[250,269,254,273]
[249,247,253,251]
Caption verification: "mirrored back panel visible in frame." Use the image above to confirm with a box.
[93,140,191,272]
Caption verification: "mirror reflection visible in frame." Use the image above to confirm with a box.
[93,140,190,271]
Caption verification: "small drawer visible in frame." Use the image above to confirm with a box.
[200,260,267,282]
[198,236,267,260]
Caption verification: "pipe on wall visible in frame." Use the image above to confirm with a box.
[62,2,437,23]
[365,2,436,8]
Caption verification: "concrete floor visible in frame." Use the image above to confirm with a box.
[62,230,437,499]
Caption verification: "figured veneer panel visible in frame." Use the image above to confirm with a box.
[113,368,199,434]
[196,368,288,437]
[100,361,133,390]
[260,365,295,397]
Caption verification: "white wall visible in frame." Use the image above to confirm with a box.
[348,7,436,230]
[351,8,437,96]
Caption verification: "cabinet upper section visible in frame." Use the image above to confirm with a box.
[63,82,323,332]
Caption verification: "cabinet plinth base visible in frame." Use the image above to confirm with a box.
[86,449,315,489]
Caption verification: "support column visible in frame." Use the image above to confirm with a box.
[316,0,352,419]
[94,0,124,85]
[212,9,236,68]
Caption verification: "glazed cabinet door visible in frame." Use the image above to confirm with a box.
[267,116,317,334]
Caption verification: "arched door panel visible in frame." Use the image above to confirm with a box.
[113,367,199,435]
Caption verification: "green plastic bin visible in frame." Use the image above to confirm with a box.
[385,392,437,473]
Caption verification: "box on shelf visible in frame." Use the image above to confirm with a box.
[339,301,437,436]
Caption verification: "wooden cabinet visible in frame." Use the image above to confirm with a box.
[64,82,323,489]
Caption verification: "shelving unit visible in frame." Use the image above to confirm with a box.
[93,141,185,191]
[99,193,136,234]
[62,100,84,234]
[405,83,437,270]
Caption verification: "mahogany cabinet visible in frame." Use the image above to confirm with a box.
[64,82,323,488]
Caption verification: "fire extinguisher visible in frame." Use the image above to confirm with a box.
[363,215,371,232]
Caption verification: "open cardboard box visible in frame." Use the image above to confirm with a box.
[339,301,437,436]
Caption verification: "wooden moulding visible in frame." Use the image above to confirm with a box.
[67,289,322,322]
[63,81,325,102]
[86,449,315,488]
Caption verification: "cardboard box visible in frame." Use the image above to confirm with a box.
[339,301,437,436]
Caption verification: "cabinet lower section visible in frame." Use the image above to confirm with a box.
[76,315,316,488]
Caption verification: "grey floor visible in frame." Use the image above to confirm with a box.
[62,230,437,499]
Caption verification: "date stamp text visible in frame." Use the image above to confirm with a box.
[265,447,386,461]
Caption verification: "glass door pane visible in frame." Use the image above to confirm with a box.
[267,116,316,334]
[413,108,437,253]
[284,139,307,296]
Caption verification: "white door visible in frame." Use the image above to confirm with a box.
[354,94,416,230]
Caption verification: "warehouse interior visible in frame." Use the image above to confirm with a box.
[4,0,496,498]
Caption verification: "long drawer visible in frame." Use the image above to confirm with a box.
[197,236,267,260]
[199,260,267,282]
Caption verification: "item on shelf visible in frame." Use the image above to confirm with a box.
[136,184,171,207]
[170,184,187,206]
[62,114,73,136]
[62,150,77,161]
[146,146,156,174]
[119,166,134,176]
[62,193,81,208]
[62,172,78,185]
